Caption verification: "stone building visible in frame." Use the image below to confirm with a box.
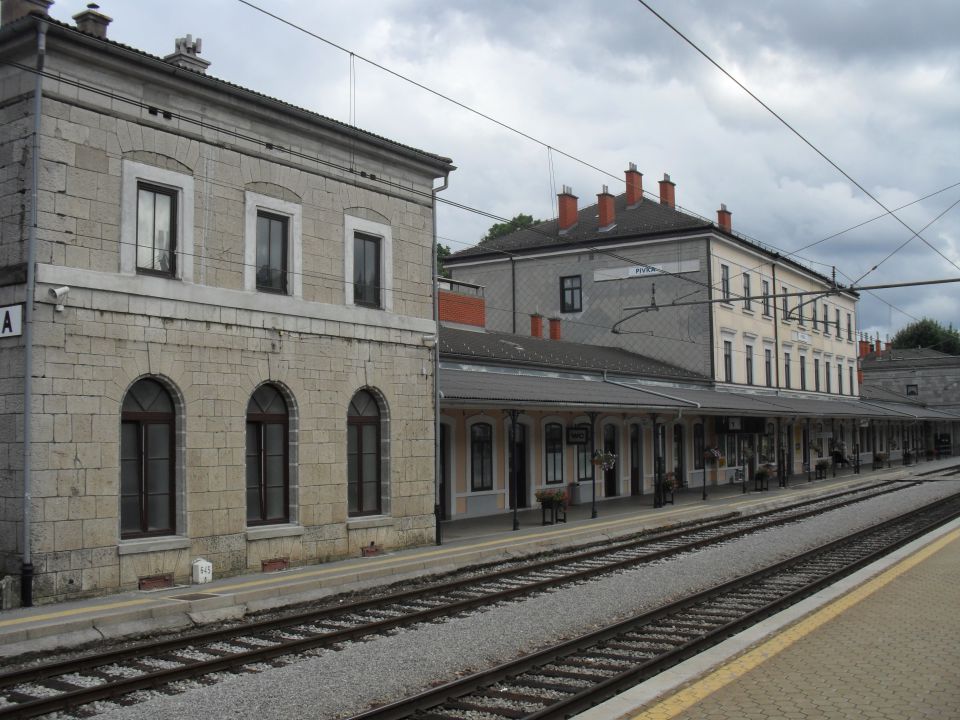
[0,1,453,603]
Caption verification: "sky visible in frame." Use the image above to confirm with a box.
[50,0,960,341]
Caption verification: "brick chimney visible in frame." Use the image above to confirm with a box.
[625,162,643,206]
[874,338,882,354]
[1,0,52,27]
[558,185,578,233]
[531,313,544,338]
[717,204,732,233]
[549,317,561,340]
[164,34,211,74]
[658,173,676,208]
[858,338,872,358]
[597,185,615,229]
[73,3,111,38]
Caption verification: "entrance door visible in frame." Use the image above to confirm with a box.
[603,424,618,497]
[672,425,685,487]
[630,424,643,495]
[509,423,529,509]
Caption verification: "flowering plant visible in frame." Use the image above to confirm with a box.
[592,450,616,471]
[535,488,568,507]
[663,472,676,491]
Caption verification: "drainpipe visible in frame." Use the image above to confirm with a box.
[510,257,516,334]
[432,172,449,545]
[22,21,47,608]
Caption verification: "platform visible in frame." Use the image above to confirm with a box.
[0,458,952,660]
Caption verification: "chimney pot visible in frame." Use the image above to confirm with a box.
[717,204,732,233]
[658,173,676,208]
[530,314,544,338]
[597,186,615,229]
[73,2,112,39]
[164,33,212,73]
[2,0,52,27]
[558,186,578,232]
[625,162,643,206]
[549,317,561,340]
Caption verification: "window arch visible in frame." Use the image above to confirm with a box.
[121,378,175,538]
[246,384,289,525]
[470,422,494,491]
[348,390,382,516]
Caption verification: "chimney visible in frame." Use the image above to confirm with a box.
[658,173,676,208]
[858,339,872,358]
[73,3,111,38]
[1,0,52,27]
[164,34,211,74]
[597,185,615,229]
[874,338,882,354]
[625,162,643,206]
[717,204,732,233]
[549,317,561,340]
[558,185,578,233]
[531,313,543,338]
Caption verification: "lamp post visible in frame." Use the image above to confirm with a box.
[506,409,520,531]
[588,411,599,519]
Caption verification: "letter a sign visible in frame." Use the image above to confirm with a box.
[0,304,23,338]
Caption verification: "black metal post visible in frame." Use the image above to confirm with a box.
[652,415,662,508]
[588,411,599,519]
[854,443,860,474]
[831,418,837,478]
[434,503,442,545]
[506,409,520,531]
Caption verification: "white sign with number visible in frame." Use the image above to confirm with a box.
[0,304,23,338]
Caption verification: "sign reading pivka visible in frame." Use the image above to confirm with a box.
[593,259,700,282]
[0,304,23,338]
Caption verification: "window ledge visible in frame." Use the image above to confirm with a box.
[118,536,191,556]
[741,309,755,316]
[346,515,394,531]
[246,524,305,542]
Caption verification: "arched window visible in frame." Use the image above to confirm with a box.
[470,422,493,491]
[348,390,382,516]
[544,422,563,484]
[246,384,289,525]
[121,378,175,538]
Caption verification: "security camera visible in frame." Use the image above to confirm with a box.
[48,286,70,312]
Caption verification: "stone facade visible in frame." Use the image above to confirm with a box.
[0,13,452,602]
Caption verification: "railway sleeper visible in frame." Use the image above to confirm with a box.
[447,698,535,717]
[478,688,555,705]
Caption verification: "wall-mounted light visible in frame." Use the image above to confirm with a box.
[48,286,70,312]
[422,334,437,348]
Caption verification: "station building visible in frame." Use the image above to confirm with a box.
[0,1,453,603]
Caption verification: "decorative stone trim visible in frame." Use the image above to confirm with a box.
[245,524,305,541]
[346,515,394,531]
[118,536,192,556]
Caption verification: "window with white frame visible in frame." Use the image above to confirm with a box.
[470,422,494,492]
[764,347,773,387]
[814,357,821,391]
[723,340,733,382]
[781,286,790,321]
[576,423,592,481]
[544,423,563,484]
[800,355,807,390]
[244,191,302,297]
[784,351,792,388]
[120,160,194,281]
[344,214,393,311]
[742,273,752,311]
[721,264,731,300]
[762,280,771,316]
[745,344,754,385]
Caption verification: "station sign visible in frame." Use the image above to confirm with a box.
[0,304,23,338]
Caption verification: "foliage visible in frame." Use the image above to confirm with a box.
[479,213,541,245]
[436,243,451,278]
[890,318,960,355]
[592,450,616,471]
[535,488,567,507]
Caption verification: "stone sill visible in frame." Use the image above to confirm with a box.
[346,515,394,531]
[118,536,191,556]
[245,524,305,542]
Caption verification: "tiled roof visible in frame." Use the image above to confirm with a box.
[860,348,959,367]
[447,193,711,260]
[2,15,453,170]
[439,326,708,382]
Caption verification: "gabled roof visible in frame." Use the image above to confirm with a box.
[861,347,959,368]
[439,326,708,382]
[447,193,711,261]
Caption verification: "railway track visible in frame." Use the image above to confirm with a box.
[0,481,924,718]
[349,492,960,720]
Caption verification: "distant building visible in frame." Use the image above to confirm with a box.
[0,1,453,603]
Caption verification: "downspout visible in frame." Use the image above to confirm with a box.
[510,257,516,334]
[22,20,47,608]
[432,172,449,546]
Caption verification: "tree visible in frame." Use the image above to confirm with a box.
[890,318,960,355]
[479,213,541,245]
[436,243,451,278]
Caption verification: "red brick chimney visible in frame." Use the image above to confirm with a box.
[597,185,615,229]
[858,339,872,358]
[658,174,676,208]
[558,185,578,232]
[549,317,561,340]
[531,313,544,338]
[874,338,882,353]
[717,204,732,233]
[625,163,643,206]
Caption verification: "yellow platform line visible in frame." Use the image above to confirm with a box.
[0,598,158,628]
[628,525,960,720]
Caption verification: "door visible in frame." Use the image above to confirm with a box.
[509,423,529,509]
[630,424,643,495]
[672,425,685,487]
[604,424,618,497]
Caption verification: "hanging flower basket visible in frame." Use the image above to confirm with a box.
[592,450,616,471]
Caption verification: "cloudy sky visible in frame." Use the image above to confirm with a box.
[52,0,960,340]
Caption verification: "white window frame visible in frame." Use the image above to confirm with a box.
[344,215,394,312]
[120,160,194,281]
[244,191,303,297]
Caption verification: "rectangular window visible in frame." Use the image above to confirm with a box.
[815,358,821,391]
[560,275,582,313]
[837,364,844,395]
[823,304,830,335]
[723,340,733,382]
[835,309,841,338]
[742,273,752,311]
[800,355,807,390]
[255,212,288,293]
[745,344,754,385]
[847,313,852,341]
[353,232,381,308]
[784,352,791,389]
[781,286,789,321]
[136,183,177,276]
[762,280,771,316]
[470,423,493,491]
[826,361,832,393]
[765,348,772,387]
[812,300,819,330]
[849,366,855,395]
[906,383,918,396]
[721,265,731,300]
[576,424,592,481]
[544,423,564,484]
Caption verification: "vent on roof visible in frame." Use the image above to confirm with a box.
[73,3,111,39]
[164,34,211,73]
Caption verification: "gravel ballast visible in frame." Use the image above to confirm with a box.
[85,481,959,720]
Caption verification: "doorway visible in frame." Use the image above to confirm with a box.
[603,424,619,497]
[509,423,529,509]
[629,424,643,495]
[672,424,685,487]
